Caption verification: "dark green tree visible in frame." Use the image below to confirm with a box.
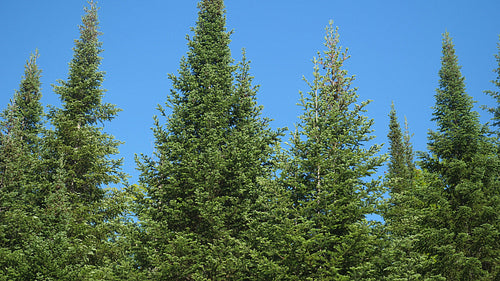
[386,102,415,193]
[136,0,282,279]
[0,50,43,191]
[418,32,500,280]
[381,103,430,280]
[0,51,44,280]
[26,2,128,279]
[279,22,385,280]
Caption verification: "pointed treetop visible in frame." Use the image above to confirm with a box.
[3,50,43,145]
[189,0,231,72]
[387,101,405,179]
[428,31,480,161]
[199,0,224,12]
[55,0,112,126]
[80,1,101,42]
[438,32,466,93]
[403,116,415,171]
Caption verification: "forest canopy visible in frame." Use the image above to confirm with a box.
[0,1,498,280]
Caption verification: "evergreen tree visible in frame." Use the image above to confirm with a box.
[386,102,415,193]
[418,32,500,280]
[136,0,282,279]
[381,103,429,280]
[387,103,405,179]
[0,51,44,280]
[49,1,123,203]
[402,117,415,173]
[26,2,128,279]
[0,50,43,191]
[484,35,500,131]
[279,22,385,280]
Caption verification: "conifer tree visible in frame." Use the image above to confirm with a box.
[49,1,123,203]
[381,103,428,280]
[484,36,500,131]
[136,0,281,279]
[0,51,44,279]
[387,103,405,177]
[280,22,385,280]
[0,50,43,191]
[402,117,415,173]
[386,102,415,192]
[385,103,416,227]
[31,1,128,279]
[418,32,500,280]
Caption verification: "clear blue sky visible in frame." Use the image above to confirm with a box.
[1,0,499,185]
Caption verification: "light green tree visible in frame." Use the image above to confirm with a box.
[279,22,385,280]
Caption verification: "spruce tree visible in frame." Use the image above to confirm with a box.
[386,102,415,192]
[484,35,500,131]
[385,103,416,229]
[279,22,385,280]
[402,117,415,173]
[49,1,123,203]
[381,103,429,280]
[0,51,44,280]
[418,32,500,280]
[31,2,128,279]
[0,50,43,192]
[136,0,282,279]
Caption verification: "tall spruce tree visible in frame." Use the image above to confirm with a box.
[49,1,123,202]
[418,32,500,280]
[279,22,385,280]
[136,0,282,279]
[0,51,44,279]
[31,2,128,279]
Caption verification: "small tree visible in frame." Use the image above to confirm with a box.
[0,50,43,192]
[381,103,428,280]
[0,51,44,280]
[386,102,415,193]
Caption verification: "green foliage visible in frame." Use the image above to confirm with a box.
[8,1,130,279]
[135,0,282,279]
[386,102,415,193]
[0,50,45,280]
[0,50,43,192]
[279,22,385,280]
[417,32,500,280]
[49,1,124,203]
[484,35,500,130]
[381,103,424,280]
[2,1,499,280]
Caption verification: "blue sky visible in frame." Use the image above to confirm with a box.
[1,0,499,185]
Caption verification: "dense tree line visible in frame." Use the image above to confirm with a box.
[1,1,498,280]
